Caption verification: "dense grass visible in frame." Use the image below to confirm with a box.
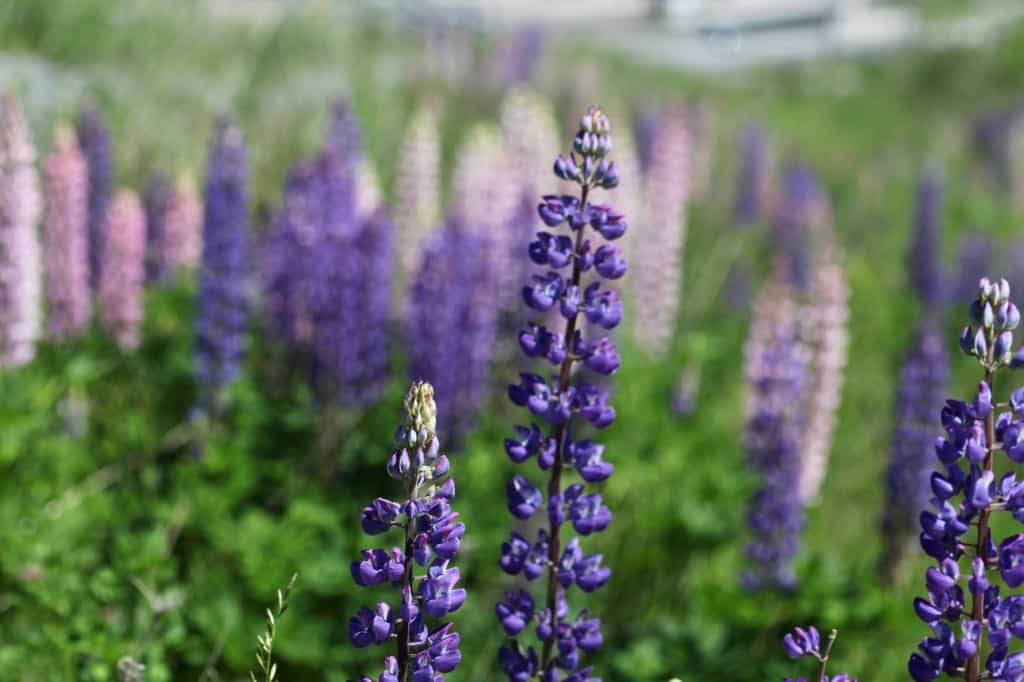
[2,1,1024,680]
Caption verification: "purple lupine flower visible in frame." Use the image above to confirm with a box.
[742,259,808,591]
[881,318,948,578]
[324,97,362,170]
[1007,238,1024,302]
[632,108,661,174]
[310,151,394,406]
[350,382,464,682]
[734,122,769,226]
[497,107,623,680]
[970,108,1016,192]
[774,164,825,292]
[954,235,994,305]
[195,116,248,405]
[395,102,442,276]
[0,90,42,368]
[797,215,849,504]
[99,190,146,350]
[496,23,545,87]
[143,171,172,283]
[76,101,113,293]
[632,104,689,357]
[406,219,497,444]
[670,366,699,418]
[158,172,202,279]
[907,277,1024,682]
[42,124,90,341]
[500,87,561,203]
[909,171,944,310]
[783,626,858,682]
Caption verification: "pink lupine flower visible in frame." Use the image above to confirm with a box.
[99,190,146,349]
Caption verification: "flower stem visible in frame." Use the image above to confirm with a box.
[966,365,995,682]
[396,478,419,682]
[817,629,837,682]
[541,183,590,669]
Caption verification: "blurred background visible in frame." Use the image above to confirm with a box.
[2,0,1024,679]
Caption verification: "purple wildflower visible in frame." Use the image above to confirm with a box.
[881,319,948,577]
[497,107,623,680]
[351,382,464,682]
[99,191,146,350]
[76,101,113,293]
[42,124,90,341]
[907,277,1024,682]
[144,171,172,283]
[734,122,769,225]
[954,235,993,304]
[783,626,858,682]
[0,90,42,368]
[742,259,808,591]
[195,116,249,406]
[406,219,497,444]
[909,171,944,310]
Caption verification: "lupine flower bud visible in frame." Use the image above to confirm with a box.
[395,102,442,276]
[0,90,42,367]
[76,101,113,293]
[42,124,89,341]
[631,104,690,357]
[350,381,464,681]
[783,626,857,681]
[195,116,249,404]
[99,191,146,349]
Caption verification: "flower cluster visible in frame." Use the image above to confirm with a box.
[631,104,689,357]
[76,101,113,293]
[908,277,1024,681]
[351,381,465,682]
[496,107,623,681]
[42,124,90,341]
[99,190,146,350]
[0,90,42,369]
[195,116,249,406]
[909,171,945,311]
[158,173,202,280]
[783,626,858,682]
[742,260,808,590]
[395,102,442,276]
[734,122,769,226]
[406,219,497,444]
[881,320,949,574]
[144,171,172,283]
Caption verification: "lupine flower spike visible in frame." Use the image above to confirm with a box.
[159,172,202,279]
[99,191,146,350]
[908,277,1024,682]
[497,107,623,681]
[76,101,113,293]
[395,102,442,276]
[42,124,90,341]
[783,626,858,682]
[195,116,249,408]
[351,381,465,682]
[0,90,42,368]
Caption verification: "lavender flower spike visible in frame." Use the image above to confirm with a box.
[195,116,249,406]
[0,90,43,368]
[498,107,623,681]
[99,191,146,349]
[351,381,465,682]
[909,171,944,311]
[76,100,113,293]
[881,319,948,579]
[632,104,689,357]
[907,277,1024,682]
[43,124,90,341]
[783,626,858,682]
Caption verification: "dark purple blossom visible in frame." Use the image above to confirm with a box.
[497,108,623,680]
[909,171,944,310]
[144,171,172,283]
[908,277,1024,682]
[195,116,248,407]
[350,382,464,681]
[783,626,858,682]
[76,101,113,292]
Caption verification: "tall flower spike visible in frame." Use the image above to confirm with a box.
[76,100,113,293]
[43,124,90,341]
[406,219,497,444]
[631,104,689,357]
[0,90,42,368]
[195,116,249,407]
[954,235,993,304]
[395,102,442,276]
[143,171,172,284]
[881,319,948,579]
[498,107,623,680]
[907,277,1024,682]
[742,258,808,591]
[159,172,202,279]
[733,122,769,226]
[351,381,465,682]
[909,171,944,311]
[99,190,146,350]
[797,208,849,504]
